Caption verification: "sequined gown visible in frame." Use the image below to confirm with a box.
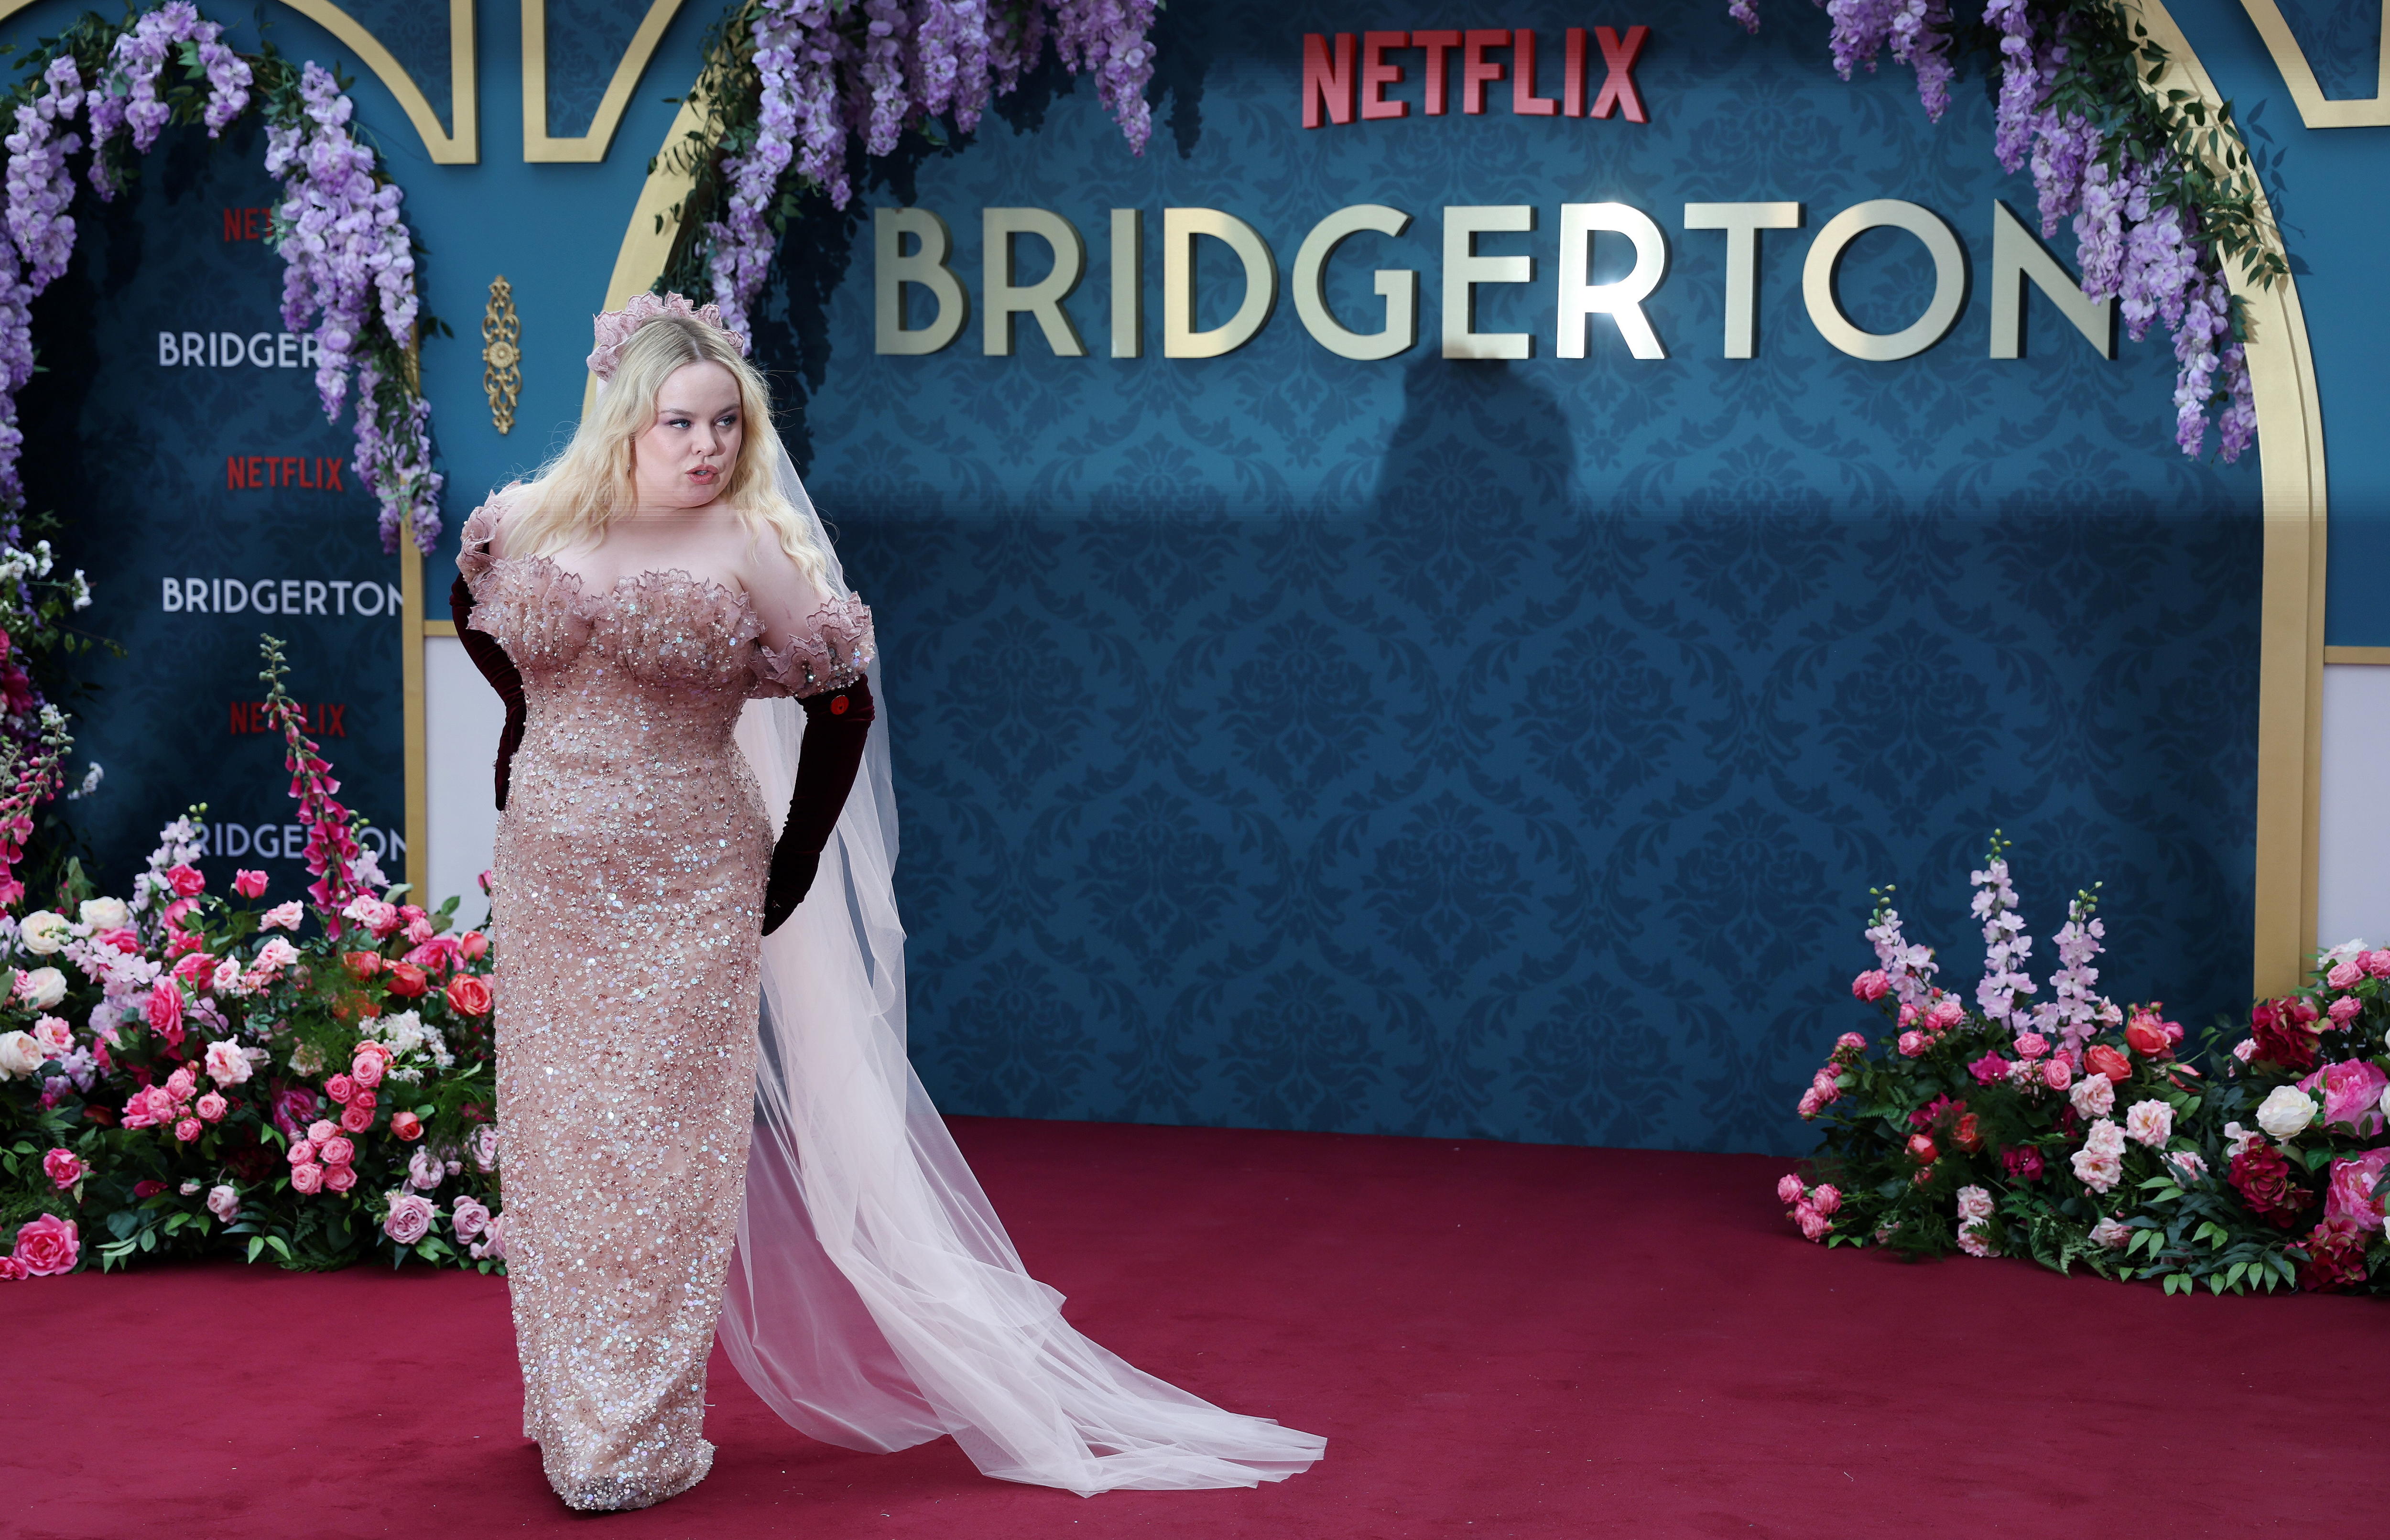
[458,499,872,1511]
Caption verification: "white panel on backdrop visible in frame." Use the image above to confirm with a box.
[425,637,503,930]
[2318,663,2390,950]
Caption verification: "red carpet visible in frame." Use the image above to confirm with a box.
[10,1117,2380,1538]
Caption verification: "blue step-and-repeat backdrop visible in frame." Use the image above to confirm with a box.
[11,0,2383,1154]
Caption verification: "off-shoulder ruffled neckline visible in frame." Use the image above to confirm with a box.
[489,550,760,620]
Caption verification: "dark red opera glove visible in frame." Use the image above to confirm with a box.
[762,676,875,937]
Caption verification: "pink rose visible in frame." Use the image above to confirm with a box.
[389,1110,423,1142]
[450,1196,491,1241]
[164,863,206,898]
[1897,1030,1927,1058]
[11,1213,79,1275]
[0,1257,24,1280]
[403,917,436,946]
[1776,1174,1804,1205]
[93,927,140,953]
[174,1117,203,1143]
[1796,1087,1823,1119]
[205,1184,240,1221]
[287,1139,317,1165]
[41,1148,81,1188]
[1794,1204,1832,1241]
[324,1073,356,1105]
[321,1163,358,1194]
[349,1087,378,1114]
[147,978,184,1043]
[1810,1183,1841,1215]
[307,1118,337,1145]
[289,1161,325,1194]
[469,1211,507,1261]
[383,1193,435,1246]
[2330,996,2362,1025]
[2329,959,2363,991]
[164,1067,196,1102]
[2325,1149,2390,1223]
[32,1016,70,1054]
[2041,1057,2074,1091]
[172,952,215,987]
[260,901,304,932]
[1851,970,1891,1002]
[232,868,269,900]
[338,1103,373,1134]
[1968,1052,2010,1085]
[2365,949,2390,980]
[1834,1032,1867,1053]
[318,1135,356,1167]
[195,1092,228,1123]
[349,1052,384,1088]
[2012,1032,2049,1060]
[2298,1059,2390,1136]
[458,930,489,961]
[1925,998,1965,1032]
[202,1040,252,1086]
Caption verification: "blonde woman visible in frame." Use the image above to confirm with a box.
[452,295,1321,1512]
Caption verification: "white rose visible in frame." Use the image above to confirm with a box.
[2256,1085,2318,1140]
[17,910,70,954]
[0,1030,41,1079]
[2089,1216,2132,1249]
[2122,1099,2173,1149]
[77,897,129,933]
[2069,1074,2115,1118]
[16,966,67,1009]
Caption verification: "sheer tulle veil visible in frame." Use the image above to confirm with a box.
[716,442,1326,1494]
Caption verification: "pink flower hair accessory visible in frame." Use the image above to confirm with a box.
[587,292,750,381]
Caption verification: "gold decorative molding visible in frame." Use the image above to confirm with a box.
[2137,0,2330,998]
[401,537,430,900]
[2325,646,2390,665]
[583,79,712,415]
[524,0,689,162]
[277,0,479,163]
[2235,0,2390,128]
[481,275,522,434]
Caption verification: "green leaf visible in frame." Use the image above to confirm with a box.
[268,1235,293,1260]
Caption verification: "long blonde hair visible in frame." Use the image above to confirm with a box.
[503,314,828,585]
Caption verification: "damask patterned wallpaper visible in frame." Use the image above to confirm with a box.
[754,0,2266,1156]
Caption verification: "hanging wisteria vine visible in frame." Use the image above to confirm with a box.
[3,4,441,563]
[662,0,1158,335]
[1735,0,2281,460]
[0,4,442,905]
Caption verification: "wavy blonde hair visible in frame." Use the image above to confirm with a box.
[502,315,827,585]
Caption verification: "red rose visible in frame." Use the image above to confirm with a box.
[390,1111,424,1142]
[1953,1113,1985,1152]
[384,963,428,998]
[1907,1134,1937,1164]
[131,1179,166,1198]
[2085,1046,2131,1083]
[2252,998,2320,1072]
[2229,1141,2312,1228]
[2297,1215,2370,1293]
[445,974,491,1017]
[342,951,382,980]
[2124,1020,2169,1057]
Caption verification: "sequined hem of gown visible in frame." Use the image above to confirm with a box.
[463,501,872,1513]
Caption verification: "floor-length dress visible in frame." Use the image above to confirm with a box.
[463,504,792,1510]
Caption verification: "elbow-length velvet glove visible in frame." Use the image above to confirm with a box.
[449,573,527,812]
[761,676,876,937]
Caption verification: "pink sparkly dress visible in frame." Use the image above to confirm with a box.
[458,495,871,1511]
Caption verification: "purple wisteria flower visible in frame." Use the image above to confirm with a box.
[705,0,1154,336]
[1732,0,2263,461]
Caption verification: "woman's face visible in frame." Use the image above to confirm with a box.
[630,360,745,511]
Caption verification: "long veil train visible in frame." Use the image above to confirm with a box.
[715,449,1325,1495]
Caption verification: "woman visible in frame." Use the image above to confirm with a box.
[452,295,1324,1511]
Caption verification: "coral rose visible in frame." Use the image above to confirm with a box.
[1907,1134,1937,1164]
[231,869,269,900]
[445,975,491,1017]
[2124,1019,2169,1057]
[343,951,383,979]
[2084,1045,2131,1083]
[42,1148,81,1188]
[11,1214,79,1275]
[289,1161,324,1194]
[390,1110,423,1142]
[322,1163,358,1194]
[384,962,429,998]
[457,930,489,961]
[382,1193,434,1246]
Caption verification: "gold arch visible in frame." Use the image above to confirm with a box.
[2236,0,2390,129]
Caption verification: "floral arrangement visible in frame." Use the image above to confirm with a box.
[1782,834,2390,1296]
[661,0,1159,333]
[0,636,498,1279]
[3,3,442,561]
[1732,0,2281,461]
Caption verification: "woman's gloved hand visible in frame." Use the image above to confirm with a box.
[762,676,875,936]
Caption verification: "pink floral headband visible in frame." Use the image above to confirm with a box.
[586,292,751,380]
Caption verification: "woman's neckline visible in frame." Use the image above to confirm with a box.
[492,550,754,612]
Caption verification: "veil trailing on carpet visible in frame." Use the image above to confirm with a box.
[716,445,1325,1496]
